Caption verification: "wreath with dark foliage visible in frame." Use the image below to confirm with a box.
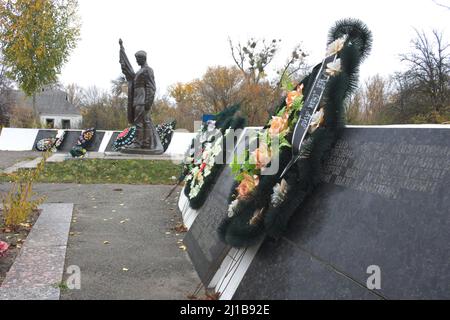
[182,105,247,210]
[156,120,177,151]
[36,130,66,152]
[113,121,177,152]
[70,128,96,158]
[113,126,137,151]
[218,19,373,248]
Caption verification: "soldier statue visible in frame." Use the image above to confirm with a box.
[119,39,164,154]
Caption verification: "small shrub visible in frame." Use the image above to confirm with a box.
[1,152,50,229]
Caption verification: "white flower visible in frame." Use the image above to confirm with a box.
[211,141,223,157]
[207,120,216,132]
[228,200,239,218]
[326,59,342,77]
[189,185,201,199]
[309,109,325,134]
[326,36,347,56]
[271,180,289,208]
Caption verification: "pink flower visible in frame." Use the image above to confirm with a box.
[236,174,260,199]
[0,241,9,257]
[252,143,272,169]
[285,84,304,109]
[269,116,289,137]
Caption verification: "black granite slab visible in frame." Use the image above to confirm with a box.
[32,130,105,152]
[104,132,120,152]
[234,238,382,300]
[184,166,233,285]
[33,130,58,151]
[183,130,252,286]
[235,127,450,299]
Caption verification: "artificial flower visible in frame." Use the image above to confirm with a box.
[269,116,289,137]
[286,90,301,109]
[249,208,265,226]
[207,120,217,132]
[309,108,325,134]
[326,36,347,56]
[271,179,289,208]
[237,174,260,199]
[326,59,342,77]
[228,200,239,218]
[0,241,10,257]
[252,143,272,169]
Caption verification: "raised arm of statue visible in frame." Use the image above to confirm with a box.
[119,39,135,81]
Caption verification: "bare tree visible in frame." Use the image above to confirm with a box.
[276,44,309,89]
[400,29,450,112]
[65,83,85,109]
[229,37,281,84]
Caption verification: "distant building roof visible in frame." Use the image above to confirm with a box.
[10,88,81,116]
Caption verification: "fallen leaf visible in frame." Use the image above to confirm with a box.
[19,223,31,228]
[173,223,188,234]
[179,245,187,251]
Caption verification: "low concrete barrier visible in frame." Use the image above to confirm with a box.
[0,128,196,157]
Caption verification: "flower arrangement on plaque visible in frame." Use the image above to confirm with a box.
[113,121,176,152]
[181,105,247,210]
[70,128,96,158]
[36,130,67,152]
[218,19,373,248]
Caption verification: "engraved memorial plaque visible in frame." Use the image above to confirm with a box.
[235,127,450,300]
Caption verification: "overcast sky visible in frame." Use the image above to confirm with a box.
[59,0,449,97]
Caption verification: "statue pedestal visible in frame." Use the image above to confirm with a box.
[120,148,164,155]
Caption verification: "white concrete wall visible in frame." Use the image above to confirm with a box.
[0,128,40,151]
[0,127,197,156]
[39,114,82,129]
[164,131,197,157]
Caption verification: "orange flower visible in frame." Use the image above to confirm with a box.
[286,91,301,108]
[269,116,289,137]
[252,143,272,169]
[237,174,259,199]
[285,84,304,108]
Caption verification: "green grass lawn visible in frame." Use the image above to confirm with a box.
[0,159,182,185]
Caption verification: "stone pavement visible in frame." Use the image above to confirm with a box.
[0,183,200,300]
[0,151,41,171]
[0,203,73,300]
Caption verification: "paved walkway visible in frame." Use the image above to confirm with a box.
[0,151,41,171]
[0,183,199,300]
[0,203,73,300]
